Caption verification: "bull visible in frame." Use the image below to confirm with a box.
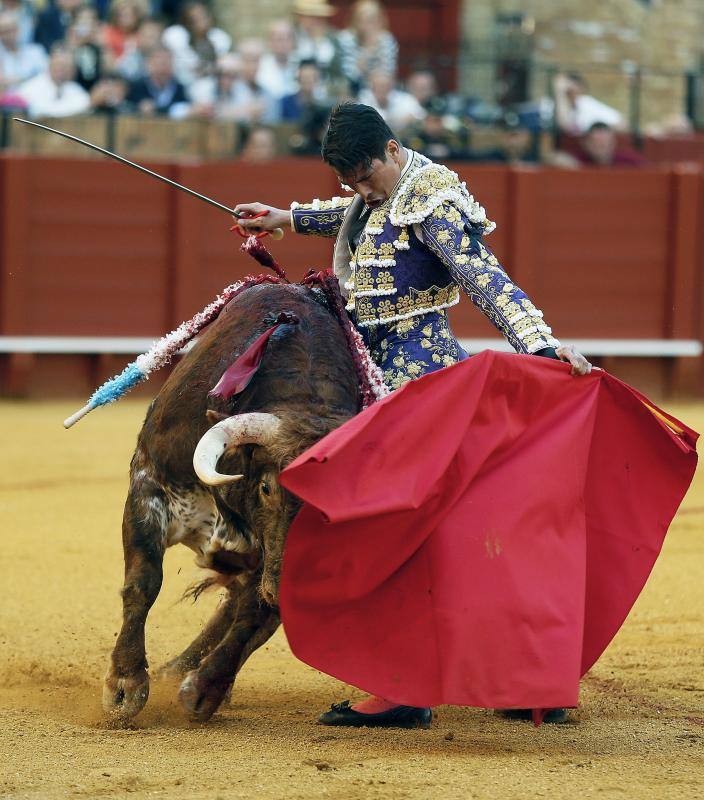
[102,281,359,722]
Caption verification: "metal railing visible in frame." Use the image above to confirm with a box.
[1,60,702,162]
[398,51,704,137]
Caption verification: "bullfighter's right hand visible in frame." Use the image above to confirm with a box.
[233,203,291,236]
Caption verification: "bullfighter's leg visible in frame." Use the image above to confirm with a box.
[103,488,165,719]
[179,581,280,722]
[318,313,460,729]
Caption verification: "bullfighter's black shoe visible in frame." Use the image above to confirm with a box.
[496,708,569,724]
[318,700,432,729]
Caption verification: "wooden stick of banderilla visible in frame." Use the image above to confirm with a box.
[12,118,284,239]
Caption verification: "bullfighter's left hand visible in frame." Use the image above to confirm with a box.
[555,344,593,376]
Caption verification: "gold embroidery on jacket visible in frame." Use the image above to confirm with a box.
[375,312,462,390]
[293,196,355,212]
[295,213,345,237]
[422,211,558,353]
[292,196,354,237]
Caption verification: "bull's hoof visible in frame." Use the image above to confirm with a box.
[179,670,230,723]
[102,668,149,719]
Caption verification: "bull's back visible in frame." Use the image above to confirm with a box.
[136,283,359,480]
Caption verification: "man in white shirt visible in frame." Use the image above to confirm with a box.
[17,44,90,118]
[553,72,624,135]
[358,70,424,131]
[212,41,279,124]
[0,10,47,92]
[257,20,298,101]
[189,45,279,124]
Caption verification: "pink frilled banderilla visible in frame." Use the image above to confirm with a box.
[300,269,389,409]
[63,235,388,429]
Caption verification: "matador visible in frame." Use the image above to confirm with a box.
[236,102,592,729]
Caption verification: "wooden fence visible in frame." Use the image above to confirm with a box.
[0,154,702,397]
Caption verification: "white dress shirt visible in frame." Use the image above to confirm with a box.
[574,95,623,133]
[17,73,91,118]
[0,43,47,90]
[257,52,297,100]
[358,87,424,131]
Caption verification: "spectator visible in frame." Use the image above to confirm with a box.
[281,59,330,155]
[226,40,278,123]
[576,122,646,167]
[406,69,437,108]
[338,0,397,91]
[293,0,340,80]
[34,0,82,53]
[1,0,36,46]
[281,58,327,121]
[405,97,467,161]
[0,59,27,109]
[101,0,144,64]
[258,20,297,101]
[67,5,104,90]
[553,72,624,135]
[406,68,471,123]
[0,10,47,91]
[90,72,129,114]
[116,16,164,81]
[359,69,423,131]
[187,50,237,118]
[189,46,278,124]
[126,44,189,117]
[240,124,278,162]
[162,1,231,86]
[17,43,90,117]
[470,114,539,164]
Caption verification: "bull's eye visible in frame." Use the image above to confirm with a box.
[260,481,271,496]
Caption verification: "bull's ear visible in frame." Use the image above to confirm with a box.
[205,409,230,427]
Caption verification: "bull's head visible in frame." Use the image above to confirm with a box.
[192,410,343,606]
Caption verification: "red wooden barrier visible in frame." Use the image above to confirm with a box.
[642,135,704,165]
[515,167,672,338]
[0,154,702,397]
[170,158,339,323]
[0,155,174,336]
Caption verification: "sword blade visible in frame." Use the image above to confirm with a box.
[13,117,237,217]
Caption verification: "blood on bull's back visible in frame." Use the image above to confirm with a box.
[139,282,359,482]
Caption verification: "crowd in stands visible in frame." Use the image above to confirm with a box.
[0,0,672,166]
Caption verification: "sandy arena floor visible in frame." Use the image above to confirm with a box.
[1,399,703,800]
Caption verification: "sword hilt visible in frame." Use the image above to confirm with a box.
[232,210,284,240]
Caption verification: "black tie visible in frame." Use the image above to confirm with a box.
[348,204,372,252]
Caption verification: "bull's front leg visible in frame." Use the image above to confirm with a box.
[179,580,280,722]
[103,487,165,719]
[155,585,239,679]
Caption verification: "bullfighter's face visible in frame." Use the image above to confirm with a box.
[335,139,407,210]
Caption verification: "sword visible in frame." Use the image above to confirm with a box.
[12,117,285,239]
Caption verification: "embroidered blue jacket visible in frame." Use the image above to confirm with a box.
[290,150,560,354]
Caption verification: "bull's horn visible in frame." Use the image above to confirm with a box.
[193,412,282,486]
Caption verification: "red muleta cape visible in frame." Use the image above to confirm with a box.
[278,351,698,710]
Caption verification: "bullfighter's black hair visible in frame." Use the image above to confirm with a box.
[321,103,398,175]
